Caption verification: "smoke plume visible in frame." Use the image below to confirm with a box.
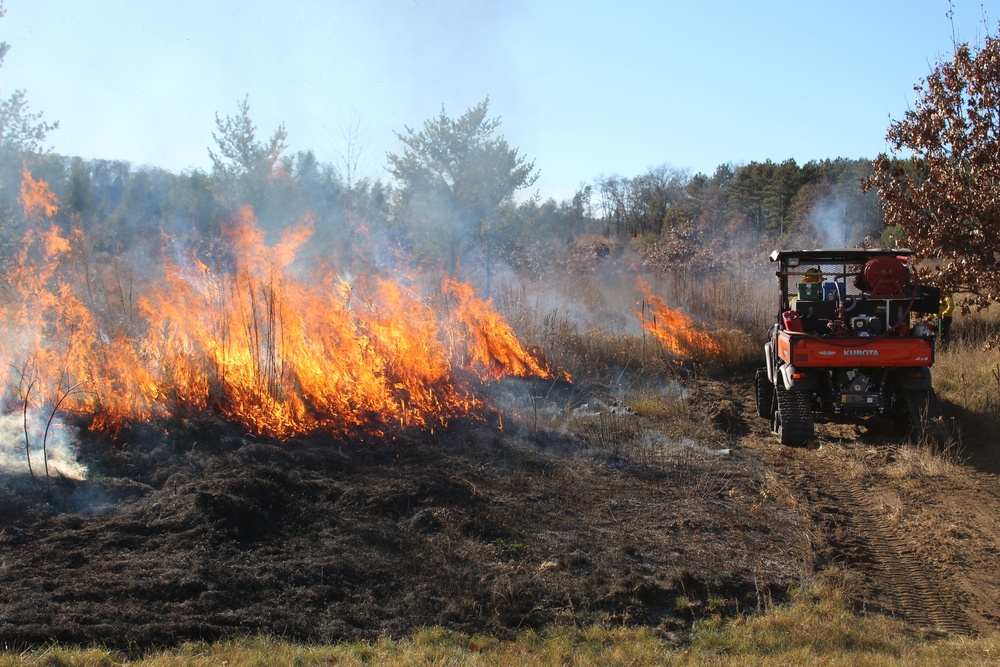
[810,196,848,247]
[0,411,89,481]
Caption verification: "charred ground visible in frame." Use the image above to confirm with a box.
[1,372,998,650]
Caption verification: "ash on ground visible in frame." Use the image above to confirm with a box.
[0,379,803,650]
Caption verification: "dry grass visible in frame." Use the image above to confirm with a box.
[656,262,774,337]
[494,275,675,382]
[884,442,964,480]
[628,391,690,421]
[6,573,999,666]
[929,307,1000,468]
[701,328,761,371]
[933,316,1000,419]
[496,256,768,383]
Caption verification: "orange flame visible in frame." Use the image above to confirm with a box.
[19,168,59,221]
[0,175,550,440]
[636,278,722,359]
[442,276,550,380]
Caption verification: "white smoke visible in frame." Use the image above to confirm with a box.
[0,411,89,481]
[810,196,848,247]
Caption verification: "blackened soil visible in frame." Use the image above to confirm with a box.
[0,396,803,651]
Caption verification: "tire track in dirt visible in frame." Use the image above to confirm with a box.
[720,375,997,635]
[786,450,972,634]
[898,470,1000,633]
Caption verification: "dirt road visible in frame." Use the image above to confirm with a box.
[729,377,1000,635]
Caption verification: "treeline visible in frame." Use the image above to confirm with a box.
[0,150,389,257]
[0,153,883,263]
[0,98,886,288]
[591,158,882,244]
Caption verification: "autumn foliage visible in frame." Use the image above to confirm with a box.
[866,30,1000,311]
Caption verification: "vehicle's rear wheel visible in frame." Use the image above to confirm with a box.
[773,383,814,446]
[899,388,949,445]
[755,368,773,420]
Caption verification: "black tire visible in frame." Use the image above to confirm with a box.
[755,368,773,420]
[773,383,814,446]
[899,388,949,445]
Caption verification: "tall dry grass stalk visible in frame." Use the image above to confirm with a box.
[932,311,1000,409]
[657,260,774,336]
[494,254,770,381]
[931,307,1000,466]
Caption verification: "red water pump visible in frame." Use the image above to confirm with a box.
[858,256,907,298]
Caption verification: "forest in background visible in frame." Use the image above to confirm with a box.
[0,113,888,304]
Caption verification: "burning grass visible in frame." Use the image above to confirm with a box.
[637,278,723,361]
[491,270,754,388]
[0,173,554,446]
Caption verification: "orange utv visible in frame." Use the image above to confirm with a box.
[756,249,947,446]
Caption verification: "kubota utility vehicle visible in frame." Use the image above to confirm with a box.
[756,248,947,446]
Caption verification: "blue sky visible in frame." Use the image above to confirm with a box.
[1,1,994,201]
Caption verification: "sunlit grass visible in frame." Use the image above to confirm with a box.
[685,572,999,666]
[628,391,689,420]
[4,573,999,666]
[929,307,1000,467]
[933,310,1000,413]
